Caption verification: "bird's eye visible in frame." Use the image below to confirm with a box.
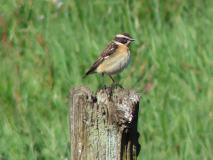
[121,38,128,44]
[115,37,129,44]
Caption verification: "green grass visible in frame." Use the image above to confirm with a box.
[0,0,213,159]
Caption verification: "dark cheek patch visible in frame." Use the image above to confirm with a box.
[115,37,128,44]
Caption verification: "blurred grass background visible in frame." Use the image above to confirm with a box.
[0,0,213,159]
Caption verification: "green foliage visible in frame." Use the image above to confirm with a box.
[0,0,212,159]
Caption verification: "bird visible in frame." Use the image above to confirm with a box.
[83,33,135,82]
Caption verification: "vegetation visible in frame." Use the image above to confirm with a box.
[0,0,212,159]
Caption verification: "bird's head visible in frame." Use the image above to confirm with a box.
[114,33,134,46]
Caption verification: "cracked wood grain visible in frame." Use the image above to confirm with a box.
[69,86,140,160]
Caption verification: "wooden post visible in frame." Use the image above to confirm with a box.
[69,86,140,160]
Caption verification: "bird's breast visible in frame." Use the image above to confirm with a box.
[96,50,131,75]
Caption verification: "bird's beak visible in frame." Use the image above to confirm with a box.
[130,38,135,41]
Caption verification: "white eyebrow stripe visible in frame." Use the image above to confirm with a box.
[116,34,130,39]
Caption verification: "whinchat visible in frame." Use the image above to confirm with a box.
[84,33,134,82]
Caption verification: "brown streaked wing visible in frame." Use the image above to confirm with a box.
[84,42,118,76]
[101,42,118,58]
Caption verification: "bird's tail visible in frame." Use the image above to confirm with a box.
[83,59,101,79]
[82,69,95,79]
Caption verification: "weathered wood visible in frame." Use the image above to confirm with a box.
[69,86,140,160]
